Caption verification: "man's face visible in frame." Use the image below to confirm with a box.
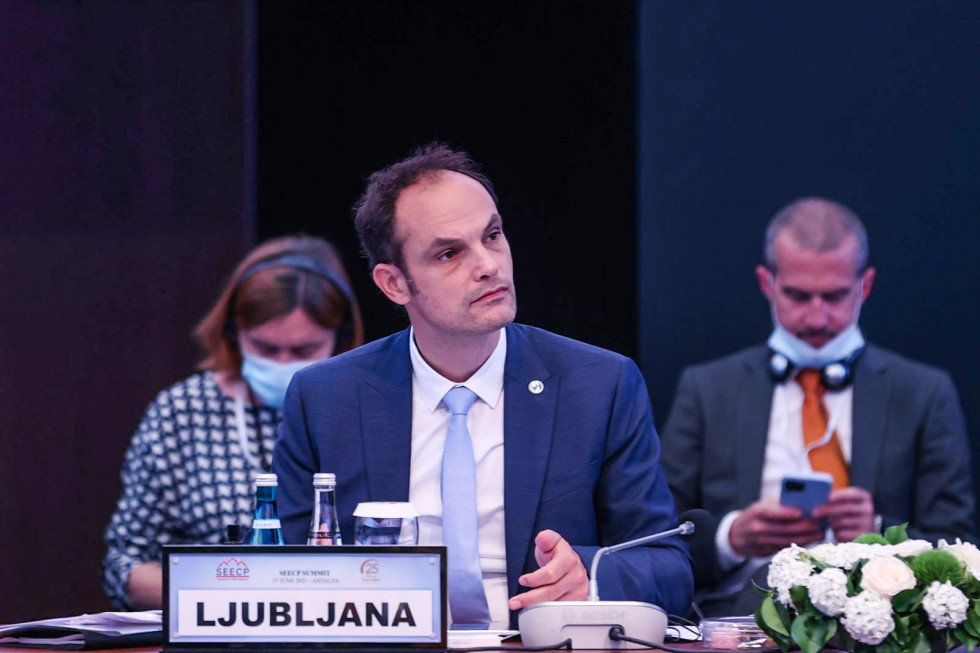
[756,233,875,348]
[373,170,517,341]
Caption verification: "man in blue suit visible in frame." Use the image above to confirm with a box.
[273,143,693,628]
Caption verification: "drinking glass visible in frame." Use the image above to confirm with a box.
[353,502,420,545]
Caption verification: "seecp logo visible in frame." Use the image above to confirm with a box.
[360,558,380,582]
[215,557,250,580]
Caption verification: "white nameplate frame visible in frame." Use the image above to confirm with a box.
[163,545,446,649]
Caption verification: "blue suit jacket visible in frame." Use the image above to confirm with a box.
[273,324,693,624]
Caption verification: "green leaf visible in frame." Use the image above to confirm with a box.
[892,587,924,612]
[813,616,837,649]
[790,612,823,653]
[969,607,980,635]
[758,594,790,637]
[835,627,856,651]
[884,522,910,544]
[955,627,979,652]
[910,631,933,653]
[756,594,792,651]
[847,562,865,596]
[790,584,808,612]
[875,640,900,653]
[965,612,980,639]
[893,614,910,642]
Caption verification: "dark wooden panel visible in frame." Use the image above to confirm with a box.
[0,2,249,620]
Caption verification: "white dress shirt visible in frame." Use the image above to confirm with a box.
[715,375,854,573]
[408,327,509,627]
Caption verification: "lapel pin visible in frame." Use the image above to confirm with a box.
[528,380,544,395]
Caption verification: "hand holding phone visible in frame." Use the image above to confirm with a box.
[780,472,832,517]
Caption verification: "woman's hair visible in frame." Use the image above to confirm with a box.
[194,235,365,379]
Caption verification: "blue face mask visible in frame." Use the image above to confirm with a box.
[766,275,866,369]
[240,353,319,410]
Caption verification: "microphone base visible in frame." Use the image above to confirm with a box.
[518,600,667,649]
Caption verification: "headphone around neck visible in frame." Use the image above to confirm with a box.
[223,252,356,352]
[768,346,866,391]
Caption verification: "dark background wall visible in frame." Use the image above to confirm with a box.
[2,0,978,623]
[0,2,249,621]
[639,2,980,495]
[256,1,639,355]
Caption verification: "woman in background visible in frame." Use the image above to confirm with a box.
[102,235,364,609]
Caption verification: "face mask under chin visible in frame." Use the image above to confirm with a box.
[766,275,866,368]
[768,322,865,369]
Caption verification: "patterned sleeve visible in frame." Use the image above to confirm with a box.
[102,385,183,609]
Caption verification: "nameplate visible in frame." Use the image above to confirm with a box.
[163,545,446,649]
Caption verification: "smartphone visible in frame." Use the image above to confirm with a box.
[780,472,832,516]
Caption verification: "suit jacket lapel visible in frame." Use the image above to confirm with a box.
[850,346,890,490]
[502,325,556,598]
[736,351,775,508]
[360,328,414,502]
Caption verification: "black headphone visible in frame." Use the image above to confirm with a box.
[768,346,866,391]
[223,252,356,352]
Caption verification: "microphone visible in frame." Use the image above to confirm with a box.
[519,519,696,649]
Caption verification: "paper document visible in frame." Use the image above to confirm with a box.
[447,629,518,648]
[0,611,162,650]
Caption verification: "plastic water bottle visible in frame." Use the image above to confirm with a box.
[248,473,285,545]
[307,473,343,545]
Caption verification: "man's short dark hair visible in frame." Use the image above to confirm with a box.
[764,197,870,273]
[353,142,498,270]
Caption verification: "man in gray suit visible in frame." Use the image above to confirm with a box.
[660,197,975,616]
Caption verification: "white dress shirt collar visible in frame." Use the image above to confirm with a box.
[408,327,507,411]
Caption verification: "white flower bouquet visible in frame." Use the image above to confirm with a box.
[755,525,980,653]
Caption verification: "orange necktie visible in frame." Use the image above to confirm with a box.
[797,369,850,490]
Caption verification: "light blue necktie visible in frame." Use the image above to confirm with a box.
[441,386,491,628]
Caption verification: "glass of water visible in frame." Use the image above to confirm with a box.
[353,502,420,546]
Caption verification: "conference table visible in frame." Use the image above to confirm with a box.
[0,644,726,652]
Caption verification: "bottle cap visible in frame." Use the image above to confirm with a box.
[313,472,337,487]
[255,473,278,487]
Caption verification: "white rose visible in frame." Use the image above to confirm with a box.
[860,555,916,598]
[888,539,933,557]
[939,539,980,569]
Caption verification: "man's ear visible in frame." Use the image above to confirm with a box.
[860,266,876,303]
[372,263,412,306]
[755,264,775,301]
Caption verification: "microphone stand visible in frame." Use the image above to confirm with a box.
[519,521,694,650]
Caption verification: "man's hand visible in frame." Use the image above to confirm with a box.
[729,499,824,557]
[813,486,876,542]
[507,530,588,611]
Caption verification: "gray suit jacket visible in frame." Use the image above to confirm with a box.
[660,344,976,589]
